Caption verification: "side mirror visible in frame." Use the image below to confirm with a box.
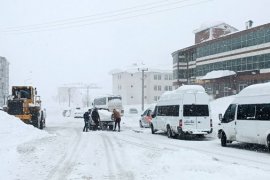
[218,114,223,121]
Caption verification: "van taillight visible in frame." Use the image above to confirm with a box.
[179,119,183,128]
[210,119,213,128]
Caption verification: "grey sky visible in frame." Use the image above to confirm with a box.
[0,0,269,104]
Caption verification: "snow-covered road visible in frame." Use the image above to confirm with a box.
[8,111,270,180]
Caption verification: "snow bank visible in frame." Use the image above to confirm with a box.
[0,111,49,146]
[0,111,50,179]
[199,70,236,80]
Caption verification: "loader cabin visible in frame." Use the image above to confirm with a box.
[12,86,36,101]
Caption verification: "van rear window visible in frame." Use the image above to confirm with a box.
[183,105,209,117]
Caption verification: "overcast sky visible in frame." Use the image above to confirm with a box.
[0,0,270,104]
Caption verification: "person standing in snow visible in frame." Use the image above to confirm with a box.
[91,108,100,130]
[83,109,91,132]
[112,109,121,132]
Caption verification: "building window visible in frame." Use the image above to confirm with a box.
[165,75,168,80]
[169,86,172,91]
[158,85,162,91]
[154,85,157,91]
[164,86,168,91]
[154,96,160,101]
[154,74,157,80]
[131,85,133,88]
[131,74,133,76]
[158,74,161,80]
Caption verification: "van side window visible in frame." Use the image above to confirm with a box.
[157,105,179,116]
[222,104,236,123]
[237,104,256,120]
[256,104,270,120]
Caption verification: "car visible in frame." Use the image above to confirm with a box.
[74,107,84,118]
[139,108,153,128]
[128,108,138,114]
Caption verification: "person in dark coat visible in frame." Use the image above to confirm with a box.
[83,109,91,132]
[91,108,100,130]
[112,109,121,132]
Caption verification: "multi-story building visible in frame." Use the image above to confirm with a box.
[112,65,173,105]
[0,56,9,106]
[172,21,270,98]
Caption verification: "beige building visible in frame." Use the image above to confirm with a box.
[112,65,174,105]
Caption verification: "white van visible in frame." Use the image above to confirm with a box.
[150,85,212,138]
[218,82,270,149]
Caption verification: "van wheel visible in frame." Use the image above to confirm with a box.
[221,132,227,147]
[167,126,173,138]
[139,121,143,128]
[151,124,156,134]
[267,135,270,150]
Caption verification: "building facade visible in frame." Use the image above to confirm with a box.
[112,66,174,105]
[0,56,9,106]
[173,22,270,98]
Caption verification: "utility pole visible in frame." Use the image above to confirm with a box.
[138,68,148,111]
[68,87,71,107]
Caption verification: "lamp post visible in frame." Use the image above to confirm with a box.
[138,68,148,111]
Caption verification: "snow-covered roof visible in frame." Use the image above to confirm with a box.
[193,21,238,34]
[199,70,236,80]
[110,63,172,75]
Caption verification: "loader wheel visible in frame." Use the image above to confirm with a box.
[32,115,40,129]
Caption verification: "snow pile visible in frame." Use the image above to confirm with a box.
[0,111,49,146]
[0,111,50,179]
[199,70,236,80]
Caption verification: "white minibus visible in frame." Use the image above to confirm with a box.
[218,82,270,149]
[150,85,212,138]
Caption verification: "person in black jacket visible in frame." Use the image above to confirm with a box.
[83,109,91,132]
[91,108,100,130]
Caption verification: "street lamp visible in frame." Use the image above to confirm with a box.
[138,68,148,111]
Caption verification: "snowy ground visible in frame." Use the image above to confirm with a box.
[1,97,270,180]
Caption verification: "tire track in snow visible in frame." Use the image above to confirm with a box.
[47,127,85,180]
[124,132,270,171]
[101,133,135,180]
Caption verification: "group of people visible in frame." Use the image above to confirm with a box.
[83,108,121,132]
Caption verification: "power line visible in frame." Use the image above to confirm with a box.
[1,0,171,30]
[2,0,213,34]
[1,0,192,32]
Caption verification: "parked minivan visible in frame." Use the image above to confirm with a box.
[150,85,212,138]
[218,82,270,149]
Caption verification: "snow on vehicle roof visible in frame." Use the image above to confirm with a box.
[199,70,236,80]
[159,85,206,101]
[238,82,270,96]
